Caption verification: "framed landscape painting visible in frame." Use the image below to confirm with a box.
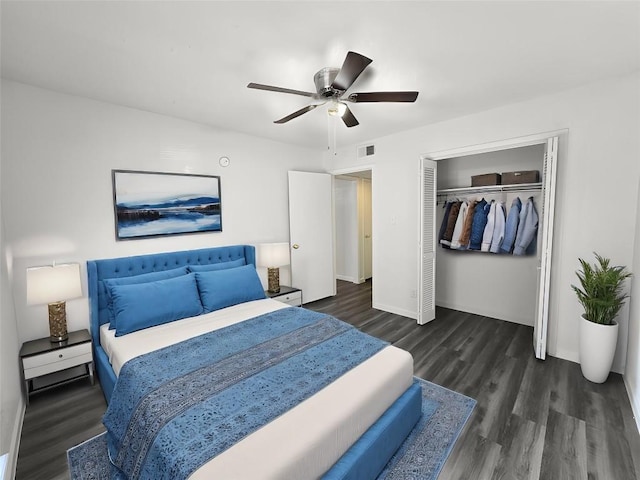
[112,170,222,240]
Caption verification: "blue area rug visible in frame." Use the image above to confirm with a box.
[68,378,475,480]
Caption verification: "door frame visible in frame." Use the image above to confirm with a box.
[329,165,375,287]
[419,129,567,357]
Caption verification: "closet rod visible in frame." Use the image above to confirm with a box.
[436,182,542,196]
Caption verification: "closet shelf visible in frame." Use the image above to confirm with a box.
[437,182,542,196]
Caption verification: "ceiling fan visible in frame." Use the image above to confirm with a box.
[247,51,419,128]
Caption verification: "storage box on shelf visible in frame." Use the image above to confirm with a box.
[502,170,539,184]
[471,173,501,187]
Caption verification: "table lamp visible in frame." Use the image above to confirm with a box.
[27,263,82,342]
[257,243,290,293]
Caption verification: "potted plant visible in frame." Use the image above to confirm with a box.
[571,253,631,383]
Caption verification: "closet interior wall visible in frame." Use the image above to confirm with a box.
[436,144,544,326]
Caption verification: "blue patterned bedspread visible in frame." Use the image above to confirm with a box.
[103,307,388,480]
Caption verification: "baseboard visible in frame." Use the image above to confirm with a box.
[336,274,359,284]
[435,300,534,327]
[372,302,417,320]
[5,397,25,480]
[547,346,580,365]
[623,375,640,434]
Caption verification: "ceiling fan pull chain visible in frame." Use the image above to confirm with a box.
[333,114,338,156]
[327,114,337,156]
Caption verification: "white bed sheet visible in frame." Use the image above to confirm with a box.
[100,298,288,376]
[100,299,414,479]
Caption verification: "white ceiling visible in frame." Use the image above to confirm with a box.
[2,1,639,150]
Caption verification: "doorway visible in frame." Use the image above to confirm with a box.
[333,168,373,287]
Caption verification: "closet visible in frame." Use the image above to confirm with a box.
[419,134,559,359]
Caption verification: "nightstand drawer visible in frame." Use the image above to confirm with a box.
[23,342,92,379]
[277,290,302,306]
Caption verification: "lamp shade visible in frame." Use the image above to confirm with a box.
[26,263,82,306]
[257,243,290,268]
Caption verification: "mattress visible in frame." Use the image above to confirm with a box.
[100,299,414,479]
[100,298,288,375]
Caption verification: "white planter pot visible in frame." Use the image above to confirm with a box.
[579,315,619,383]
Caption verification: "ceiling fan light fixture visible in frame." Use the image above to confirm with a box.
[327,101,347,117]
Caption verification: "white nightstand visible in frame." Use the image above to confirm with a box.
[20,329,94,404]
[266,286,303,306]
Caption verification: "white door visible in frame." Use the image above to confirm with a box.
[362,178,373,280]
[418,159,437,324]
[288,171,336,303]
[533,137,559,359]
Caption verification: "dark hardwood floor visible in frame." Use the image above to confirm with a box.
[16,280,640,479]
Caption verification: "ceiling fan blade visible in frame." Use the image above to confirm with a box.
[331,51,372,92]
[247,82,316,98]
[341,105,359,128]
[347,91,419,103]
[274,104,319,124]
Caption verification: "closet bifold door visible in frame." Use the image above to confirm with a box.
[419,158,437,325]
[533,136,559,359]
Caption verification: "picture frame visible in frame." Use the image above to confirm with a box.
[112,170,222,240]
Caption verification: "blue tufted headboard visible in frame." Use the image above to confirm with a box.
[86,245,256,402]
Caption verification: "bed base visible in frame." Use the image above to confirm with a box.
[94,345,117,401]
[323,381,422,479]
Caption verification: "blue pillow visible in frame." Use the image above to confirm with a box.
[103,267,188,329]
[195,265,266,313]
[187,258,246,273]
[110,273,203,337]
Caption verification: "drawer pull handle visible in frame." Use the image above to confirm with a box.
[59,354,63,358]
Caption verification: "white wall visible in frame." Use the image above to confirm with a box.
[334,178,359,283]
[0,162,23,479]
[626,176,640,430]
[436,145,543,190]
[1,81,324,344]
[436,145,544,325]
[325,71,640,373]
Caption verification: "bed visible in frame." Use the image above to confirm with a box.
[87,245,422,479]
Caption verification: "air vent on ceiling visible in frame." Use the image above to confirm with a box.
[357,144,375,158]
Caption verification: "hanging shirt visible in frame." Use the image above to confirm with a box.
[469,199,490,250]
[438,201,453,244]
[440,201,461,248]
[500,197,522,254]
[481,200,496,252]
[513,197,539,255]
[456,200,477,249]
[489,201,507,253]
[450,201,469,249]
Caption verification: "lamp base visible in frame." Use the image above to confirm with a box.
[267,267,281,294]
[48,301,68,343]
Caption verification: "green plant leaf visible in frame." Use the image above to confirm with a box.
[572,252,631,325]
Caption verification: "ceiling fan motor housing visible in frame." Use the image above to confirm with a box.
[314,67,342,97]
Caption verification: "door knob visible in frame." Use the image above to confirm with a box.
[292,244,300,249]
